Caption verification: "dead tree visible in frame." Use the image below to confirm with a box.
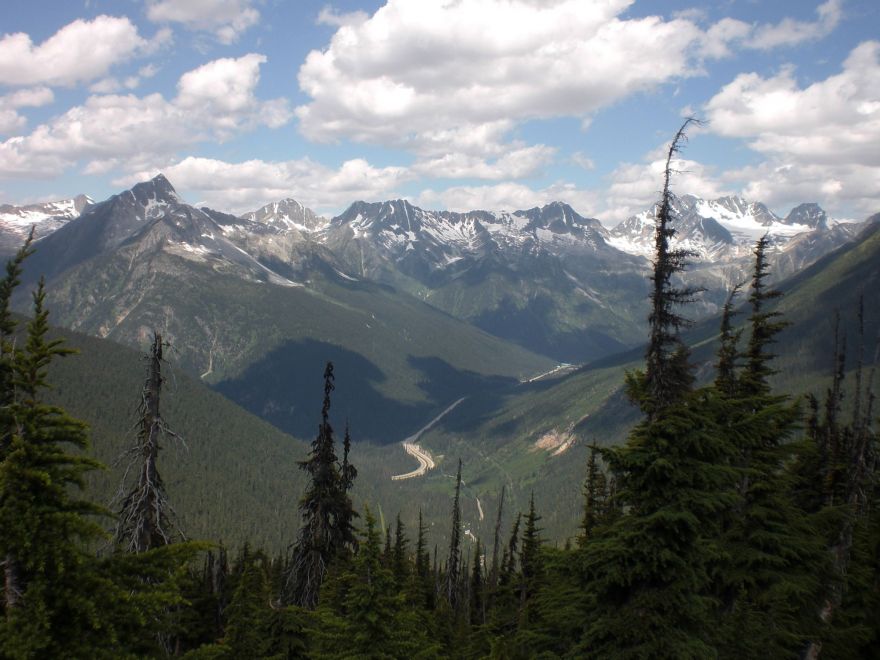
[114,332,183,553]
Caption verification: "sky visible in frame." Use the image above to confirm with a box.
[0,0,878,225]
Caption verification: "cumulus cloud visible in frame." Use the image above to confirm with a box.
[602,152,733,225]
[295,0,704,167]
[147,0,260,44]
[0,87,54,135]
[750,0,842,50]
[415,181,600,215]
[699,0,843,59]
[705,40,880,217]
[413,144,556,180]
[114,155,412,215]
[316,6,369,28]
[0,16,168,87]
[0,54,291,178]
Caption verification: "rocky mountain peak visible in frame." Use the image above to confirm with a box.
[784,203,827,229]
[129,173,181,208]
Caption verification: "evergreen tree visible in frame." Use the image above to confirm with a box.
[312,508,432,659]
[519,493,543,611]
[391,513,409,590]
[488,485,505,592]
[714,283,744,398]
[444,459,463,612]
[579,121,739,658]
[579,443,608,545]
[409,509,434,611]
[639,118,702,418]
[711,241,824,657]
[284,362,357,609]
[0,234,34,614]
[796,303,878,656]
[221,554,273,658]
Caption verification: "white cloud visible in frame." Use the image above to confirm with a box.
[750,0,842,50]
[147,0,260,44]
[413,144,556,180]
[295,0,704,162]
[415,181,600,215]
[317,6,369,28]
[571,152,596,171]
[0,16,166,87]
[698,0,843,59]
[113,156,412,215]
[602,153,733,225]
[0,55,291,178]
[0,87,54,135]
[704,40,880,217]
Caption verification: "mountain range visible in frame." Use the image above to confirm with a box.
[8,175,862,363]
[3,174,875,545]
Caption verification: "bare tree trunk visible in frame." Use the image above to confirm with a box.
[116,332,177,553]
[4,555,21,611]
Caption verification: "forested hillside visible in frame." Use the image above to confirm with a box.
[0,128,876,658]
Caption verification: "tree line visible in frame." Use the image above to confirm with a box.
[0,121,877,658]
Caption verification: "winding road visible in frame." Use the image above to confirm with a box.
[390,397,465,480]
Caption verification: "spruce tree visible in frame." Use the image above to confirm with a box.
[638,118,702,418]
[284,362,357,609]
[391,513,409,590]
[579,121,738,658]
[519,493,543,609]
[444,459,463,612]
[579,443,608,545]
[711,239,823,657]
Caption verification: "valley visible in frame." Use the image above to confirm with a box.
[4,174,876,548]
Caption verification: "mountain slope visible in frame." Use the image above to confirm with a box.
[414,217,880,540]
[0,193,92,254]
[36,325,311,552]
[17,176,554,444]
[321,199,649,362]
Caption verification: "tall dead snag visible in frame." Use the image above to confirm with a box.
[115,331,182,553]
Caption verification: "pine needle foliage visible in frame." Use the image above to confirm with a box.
[284,362,358,609]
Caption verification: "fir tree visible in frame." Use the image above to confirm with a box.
[741,235,787,396]
[284,362,358,609]
[638,117,702,418]
[0,233,34,613]
[579,443,608,545]
[391,513,409,590]
[519,493,543,609]
[444,459,463,612]
[715,283,744,398]
[580,121,739,658]
[711,242,823,657]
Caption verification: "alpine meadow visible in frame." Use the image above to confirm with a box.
[1,1,879,658]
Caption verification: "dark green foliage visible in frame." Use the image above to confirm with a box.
[284,362,358,609]
[579,442,609,545]
[641,118,701,417]
[580,392,738,659]
[444,459,463,612]
[311,508,436,659]
[0,266,198,657]
[742,235,788,396]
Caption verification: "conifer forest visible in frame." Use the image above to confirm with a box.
[0,123,877,660]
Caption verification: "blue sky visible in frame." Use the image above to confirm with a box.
[1,0,877,224]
